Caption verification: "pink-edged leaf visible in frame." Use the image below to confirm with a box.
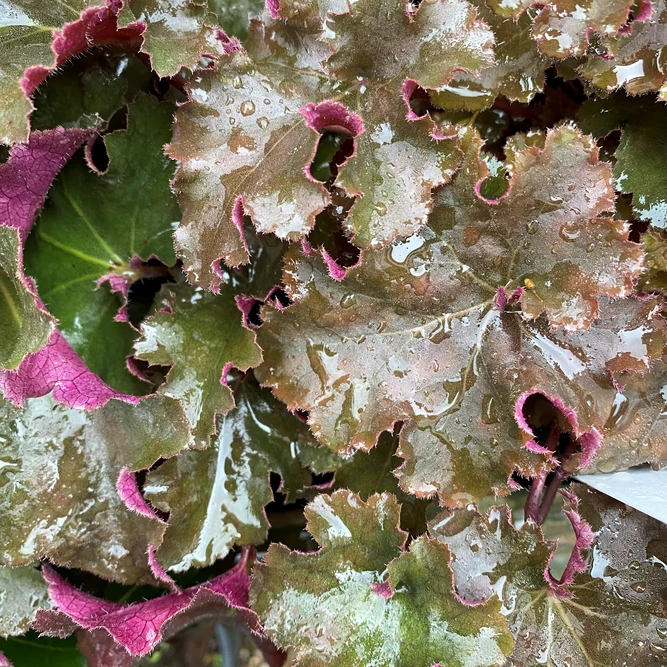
[430,485,667,666]
[578,0,667,94]
[256,163,656,501]
[0,127,92,241]
[168,0,495,289]
[0,127,90,373]
[0,0,143,144]
[42,549,261,657]
[22,93,179,397]
[430,0,549,111]
[0,393,189,583]
[134,277,262,448]
[0,331,139,410]
[251,491,513,666]
[531,0,635,58]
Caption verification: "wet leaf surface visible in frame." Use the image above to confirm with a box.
[168,0,494,289]
[145,378,316,572]
[0,394,189,584]
[251,491,513,666]
[24,94,179,394]
[432,484,667,666]
[256,127,651,502]
[134,276,263,448]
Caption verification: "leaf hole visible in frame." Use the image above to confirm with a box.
[127,260,175,328]
[521,393,582,525]
[267,288,292,309]
[407,83,432,118]
[86,135,110,173]
[309,207,360,270]
[310,131,355,183]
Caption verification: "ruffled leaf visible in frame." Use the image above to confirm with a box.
[120,0,229,76]
[0,1,142,144]
[578,0,667,94]
[430,0,549,111]
[252,491,512,666]
[531,0,634,58]
[134,277,262,448]
[0,393,189,583]
[256,127,651,502]
[432,485,667,665]
[144,377,315,572]
[168,0,494,289]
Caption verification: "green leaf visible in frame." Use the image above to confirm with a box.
[0,394,189,584]
[120,0,227,77]
[24,93,179,394]
[0,633,85,667]
[251,491,513,667]
[208,0,265,41]
[432,485,667,665]
[31,51,153,132]
[637,228,667,294]
[144,376,316,572]
[0,566,51,637]
[320,431,430,535]
[0,1,104,144]
[168,0,494,289]
[0,227,55,371]
[579,91,667,227]
[134,276,263,448]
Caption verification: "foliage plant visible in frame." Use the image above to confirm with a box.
[1,0,667,665]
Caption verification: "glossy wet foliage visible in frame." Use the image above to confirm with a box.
[0,0,666,665]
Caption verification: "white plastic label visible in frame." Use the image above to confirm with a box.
[575,468,667,524]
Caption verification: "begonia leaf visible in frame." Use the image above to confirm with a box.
[0,566,51,637]
[579,91,667,227]
[256,127,650,502]
[0,393,189,584]
[168,0,494,289]
[144,377,315,572]
[24,93,179,394]
[578,0,667,94]
[134,276,263,448]
[251,491,513,666]
[431,485,667,666]
[119,0,228,77]
[39,549,261,658]
[0,1,143,144]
